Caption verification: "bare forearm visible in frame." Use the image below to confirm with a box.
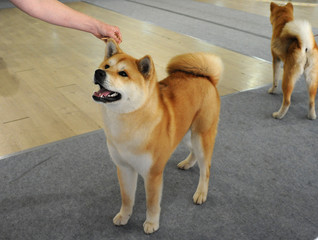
[11,0,99,33]
[10,0,122,42]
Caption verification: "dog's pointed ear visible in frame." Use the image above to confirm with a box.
[104,38,122,59]
[270,2,278,12]
[286,2,293,11]
[137,55,154,79]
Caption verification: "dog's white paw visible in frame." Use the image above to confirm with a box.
[308,112,316,120]
[177,159,195,170]
[177,153,196,170]
[113,212,130,226]
[143,221,159,234]
[272,111,284,119]
[193,190,207,205]
[268,86,276,94]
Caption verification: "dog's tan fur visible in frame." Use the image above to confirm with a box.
[269,2,318,119]
[92,39,222,234]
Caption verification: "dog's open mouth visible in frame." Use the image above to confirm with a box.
[93,84,121,103]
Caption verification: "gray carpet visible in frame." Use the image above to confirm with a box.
[1,81,317,240]
[86,0,318,62]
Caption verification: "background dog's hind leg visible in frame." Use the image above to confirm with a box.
[307,81,317,120]
[272,56,304,119]
[268,55,281,94]
[305,62,318,120]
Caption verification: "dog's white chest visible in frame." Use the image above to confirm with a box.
[102,105,155,178]
[107,142,153,178]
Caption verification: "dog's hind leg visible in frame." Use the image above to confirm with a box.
[268,55,281,94]
[305,58,318,120]
[307,80,318,120]
[177,131,197,170]
[113,165,138,226]
[191,123,218,205]
[272,55,304,119]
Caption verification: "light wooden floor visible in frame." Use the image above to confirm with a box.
[0,0,316,157]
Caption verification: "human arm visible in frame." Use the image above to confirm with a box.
[10,0,122,43]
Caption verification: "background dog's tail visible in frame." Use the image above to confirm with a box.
[166,52,223,86]
[279,19,315,54]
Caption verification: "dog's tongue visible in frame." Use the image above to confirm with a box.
[93,89,112,98]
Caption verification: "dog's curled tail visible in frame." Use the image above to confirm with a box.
[281,19,315,53]
[167,52,223,86]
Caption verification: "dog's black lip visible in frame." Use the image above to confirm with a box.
[92,94,122,103]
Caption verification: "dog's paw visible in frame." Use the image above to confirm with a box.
[177,159,195,170]
[308,112,316,120]
[268,86,276,94]
[113,212,130,226]
[143,221,159,234]
[177,153,196,170]
[272,111,284,119]
[193,190,207,205]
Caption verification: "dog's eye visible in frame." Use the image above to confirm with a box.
[105,64,110,69]
[118,71,128,77]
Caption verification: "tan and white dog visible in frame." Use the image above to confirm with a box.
[92,39,223,234]
[269,2,318,119]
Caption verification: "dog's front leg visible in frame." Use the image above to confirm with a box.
[113,165,138,226]
[143,172,163,234]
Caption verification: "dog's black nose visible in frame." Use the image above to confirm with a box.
[94,69,106,84]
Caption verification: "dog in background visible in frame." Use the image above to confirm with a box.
[269,2,318,120]
[92,39,223,234]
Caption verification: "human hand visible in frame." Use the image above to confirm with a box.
[94,21,122,44]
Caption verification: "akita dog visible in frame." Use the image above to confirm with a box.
[269,2,318,119]
[92,39,223,234]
